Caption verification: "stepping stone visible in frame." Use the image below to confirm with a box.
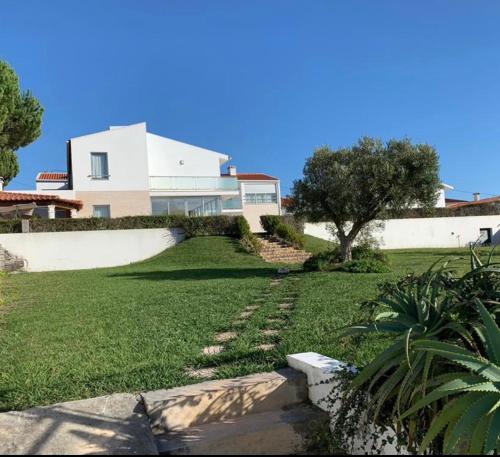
[185,367,217,379]
[261,329,280,337]
[278,303,293,310]
[239,311,253,319]
[256,343,277,351]
[254,298,266,302]
[202,345,224,356]
[245,305,260,311]
[277,267,290,274]
[232,320,246,327]
[267,318,285,325]
[214,332,237,343]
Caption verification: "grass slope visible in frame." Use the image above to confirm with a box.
[1,235,496,411]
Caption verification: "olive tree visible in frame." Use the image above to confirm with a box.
[0,60,43,186]
[291,137,441,261]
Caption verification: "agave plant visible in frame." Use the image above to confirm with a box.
[342,260,474,450]
[401,299,500,455]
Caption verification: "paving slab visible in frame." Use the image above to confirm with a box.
[0,394,158,455]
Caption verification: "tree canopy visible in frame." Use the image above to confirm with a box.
[0,60,43,186]
[291,137,441,260]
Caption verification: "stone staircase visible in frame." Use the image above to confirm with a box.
[258,236,312,264]
[0,244,25,272]
[142,369,329,455]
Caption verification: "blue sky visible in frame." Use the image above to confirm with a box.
[1,0,499,199]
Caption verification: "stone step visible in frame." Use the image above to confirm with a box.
[141,369,308,434]
[155,405,329,455]
[0,244,25,272]
[258,237,312,264]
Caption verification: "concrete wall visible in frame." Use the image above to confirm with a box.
[0,228,184,272]
[306,215,500,249]
[288,352,404,455]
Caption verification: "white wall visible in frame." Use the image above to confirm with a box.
[0,228,184,272]
[70,123,150,192]
[147,133,229,177]
[306,215,500,249]
[287,352,404,455]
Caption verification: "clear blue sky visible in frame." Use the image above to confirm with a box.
[1,0,499,199]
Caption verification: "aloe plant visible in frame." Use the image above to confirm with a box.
[402,300,500,455]
[342,261,474,450]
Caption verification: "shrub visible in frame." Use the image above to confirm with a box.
[304,243,389,273]
[303,249,340,271]
[236,216,261,254]
[338,258,390,273]
[260,215,282,234]
[260,215,305,249]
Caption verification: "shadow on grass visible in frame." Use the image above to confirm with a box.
[107,267,278,281]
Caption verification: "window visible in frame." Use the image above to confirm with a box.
[90,153,109,179]
[244,193,278,204]
[480,228,492,245]
[93,205,111,218]
[151,197,221,216]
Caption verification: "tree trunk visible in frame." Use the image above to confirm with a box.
[339,236,353,262]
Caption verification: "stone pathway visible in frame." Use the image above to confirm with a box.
[186,271,302,380]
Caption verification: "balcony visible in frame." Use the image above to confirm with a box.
[149,176,239,192]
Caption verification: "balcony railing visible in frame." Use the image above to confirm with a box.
[150,176,239,192]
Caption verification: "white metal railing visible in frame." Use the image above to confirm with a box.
[149,176,239,192]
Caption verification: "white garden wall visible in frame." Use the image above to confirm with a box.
[288,352,405,455]
[306,215,500,249]
[0,228,184,272]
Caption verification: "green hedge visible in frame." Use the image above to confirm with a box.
[260,215,305,249]
[0,215,241,236]
[385,203,500,219]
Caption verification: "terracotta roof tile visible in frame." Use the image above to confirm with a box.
[37,172,68,181]
[447,196,500,208]
[0,192,82,210]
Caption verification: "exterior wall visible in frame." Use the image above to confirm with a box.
[305,215,500,249]
[0,228,184,272]
[287,353,402,455]
[243,203,280,232]
[146,133,228,178]
[36,181,68,191]
[70,123,150,192]
[75,191,152,217]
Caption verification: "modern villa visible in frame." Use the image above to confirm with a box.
[7,122,282,231]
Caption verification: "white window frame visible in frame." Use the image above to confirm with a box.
[90,152,110,180]
[92,205,111,218]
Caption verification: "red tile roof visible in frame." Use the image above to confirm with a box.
[0,192,83,210]
[37,172,69,181]
[447,196,500,208]
[222,173,278,181]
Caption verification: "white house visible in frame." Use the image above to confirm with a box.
[18,122,281,231]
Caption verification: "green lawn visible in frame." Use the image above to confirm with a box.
[1,235,496,412]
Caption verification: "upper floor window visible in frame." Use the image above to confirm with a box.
[244,193,278,204]
[90,152,109,179]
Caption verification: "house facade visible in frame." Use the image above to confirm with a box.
[21,122,281,231]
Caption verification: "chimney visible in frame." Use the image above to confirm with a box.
[228,165,237,176]
[0,177,4,191]
[473,192,481,202]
